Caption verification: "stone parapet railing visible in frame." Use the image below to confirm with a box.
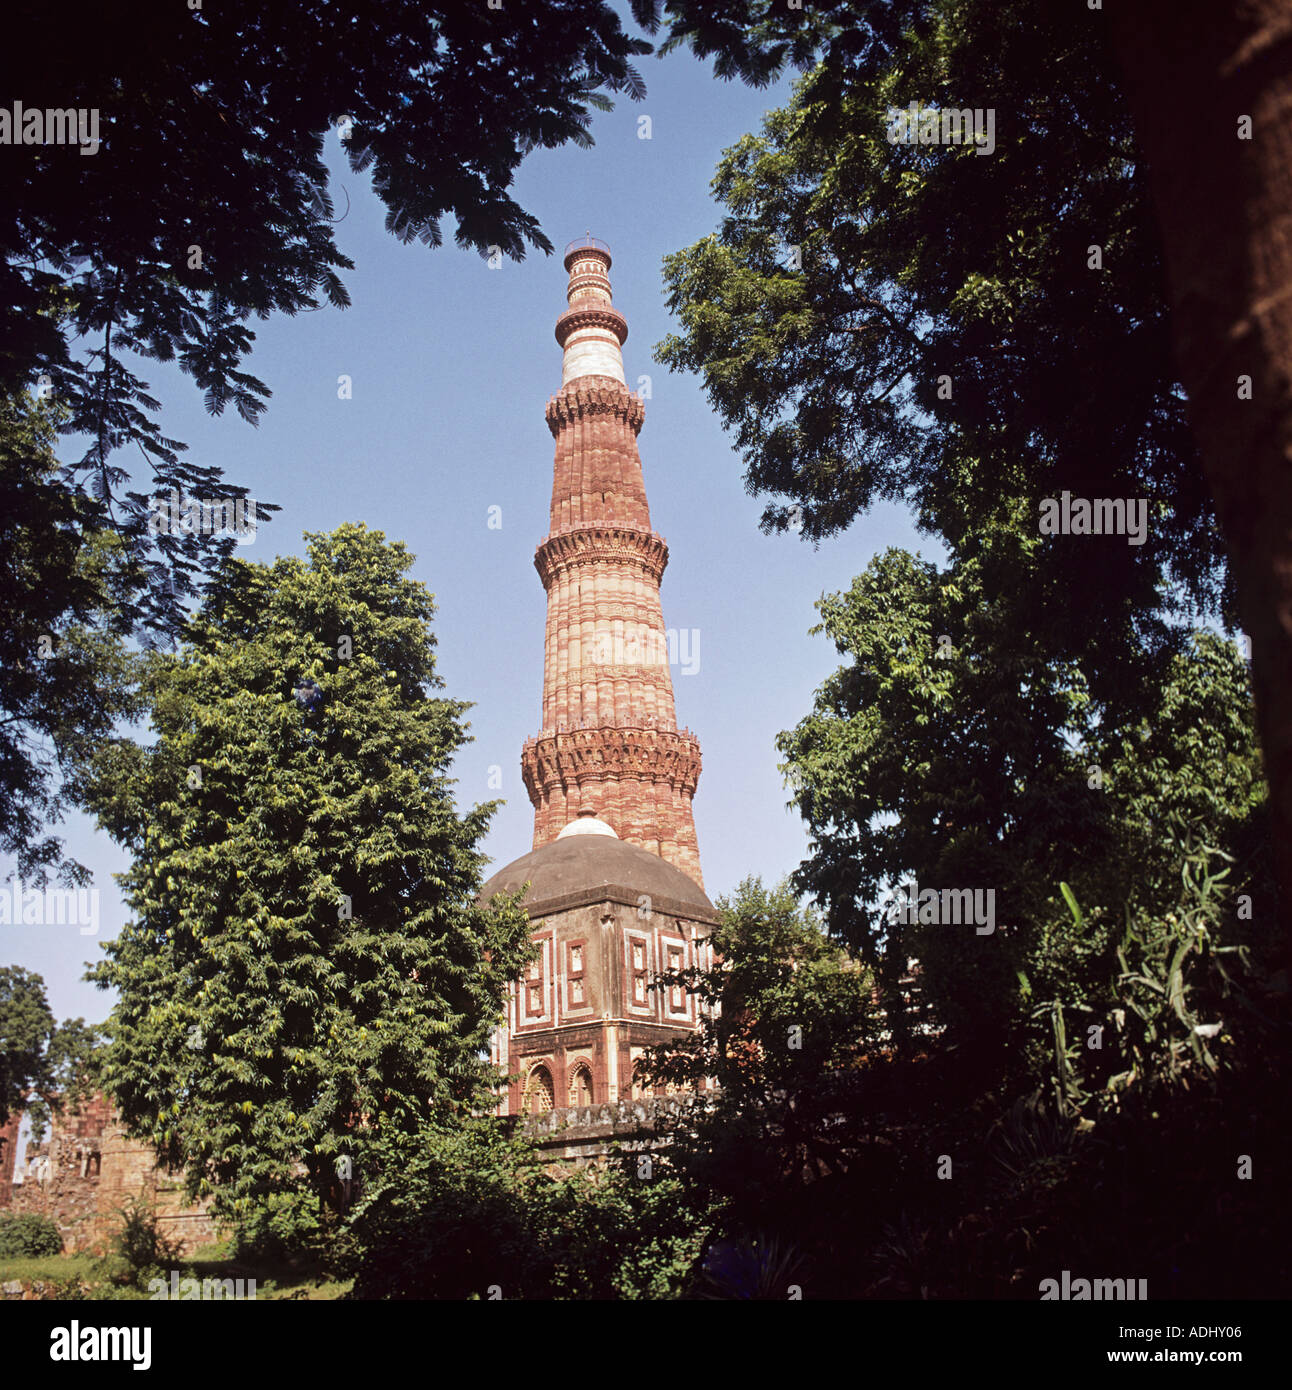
[522,1093,705,1143]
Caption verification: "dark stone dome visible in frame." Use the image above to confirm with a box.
[479,835,717,921]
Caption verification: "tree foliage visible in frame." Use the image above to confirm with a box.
[0,965,102,1136]
[777,539,1275,1080]
[0,396,145,882]
[0,966,54,1129]
[77,524,532,1220]
[3,3,651,630]
[348,1120,708,1300]
[653,0,1226,723]
[639,878,879,1225]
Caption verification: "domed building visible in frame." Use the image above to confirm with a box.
[482,238,716,1119]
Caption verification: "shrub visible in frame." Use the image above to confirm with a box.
[693,1232,806,1299]
[230,1190,353,1273]
[0,1212,63,1258]
[347,1121,709,1300]
[105,1198,181,1288]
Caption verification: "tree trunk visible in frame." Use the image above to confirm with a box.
[1109,0,1292,954]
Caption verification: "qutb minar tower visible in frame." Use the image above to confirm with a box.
[482,239,715,1126]
[521,236,704,887]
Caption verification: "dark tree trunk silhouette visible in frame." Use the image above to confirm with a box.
[1111,0,1292,950]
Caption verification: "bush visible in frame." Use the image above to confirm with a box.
[104,1198,181,1288]
[0,1212,64,1258]
[230,1190,353,1273]
[347,1121,709,1300]
[693,1232,807,1300]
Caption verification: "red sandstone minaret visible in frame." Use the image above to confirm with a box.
[520,238,704,888]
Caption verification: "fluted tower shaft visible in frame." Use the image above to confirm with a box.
[521,239,703,887]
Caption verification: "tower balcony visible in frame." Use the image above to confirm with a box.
[534,524,667,587]
[553,303,628,349]
[563,235,613,267]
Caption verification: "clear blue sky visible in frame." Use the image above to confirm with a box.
[6,29,934,1027]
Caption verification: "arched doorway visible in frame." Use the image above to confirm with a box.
[568,1064,594,1107]
[525,1063,555,1114]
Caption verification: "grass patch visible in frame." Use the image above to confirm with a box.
[258,1276,351,1300]
[10,1260,348,1300]
[0,1253,98,1285]
[0,1241,351,1299]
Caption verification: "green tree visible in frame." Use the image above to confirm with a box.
[777,538,1108,1053]
[77,524,532,1221]
[0,966,54,1128]
[776,539,1274,1077]
[640,878,879,1210]
[0,395,144,883]
[0,965,102,1136]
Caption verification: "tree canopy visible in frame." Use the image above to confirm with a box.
[645,0,1292,930]
[77,524,532,1219]
[1,0,652,636]
[0,965,101,1137]
[0,397,144,883]
[655,1,1227,723]
[777,538,1274,1076]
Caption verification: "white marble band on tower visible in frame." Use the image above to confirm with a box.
[561,325,626,386]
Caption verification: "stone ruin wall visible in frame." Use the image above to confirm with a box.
[2,1093,217,1255]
